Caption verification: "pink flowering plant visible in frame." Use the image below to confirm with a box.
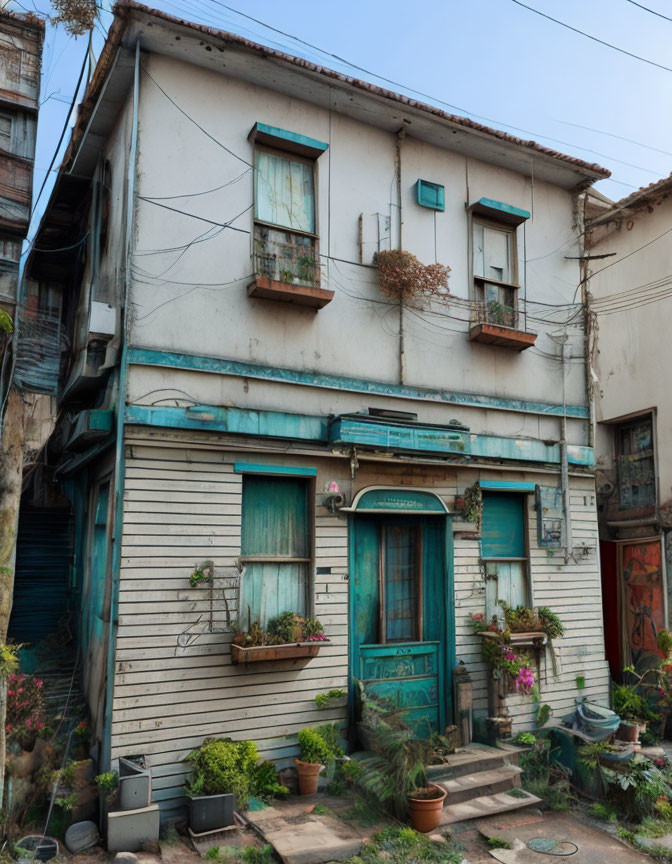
[6,672,47,749]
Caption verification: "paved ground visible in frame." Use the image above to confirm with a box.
[66,799,663,864]
[468,808,654,864]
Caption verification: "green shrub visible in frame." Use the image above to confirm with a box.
[298,728,335,765]
[252,761,289,802]
[185,738,258,809]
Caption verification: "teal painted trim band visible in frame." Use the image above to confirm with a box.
[478,197,530,222]
[125,403,328,441]
[471,435,594,467]
[255,122,328,155]
[480,480,537,491]
[127,348,589,419]
[123,402,594,467]
[234,462,317,476]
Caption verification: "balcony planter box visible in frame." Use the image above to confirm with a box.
[188,793,235,834]
[469,322,537,351]
[231,641,327,665]
[248,276,334,309]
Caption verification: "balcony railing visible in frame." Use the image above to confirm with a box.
[249,224,333,308]
[473,299,519,330]
[469,279,535,350]
[253,227,320,289]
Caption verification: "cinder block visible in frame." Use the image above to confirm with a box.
[107,803,160,852]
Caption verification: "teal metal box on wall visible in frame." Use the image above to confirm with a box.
[328,415,470,455]
[416,179,445,212]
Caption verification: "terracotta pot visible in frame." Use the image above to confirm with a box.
[295,759,323,795]
[617,721,639,742]
[408,784,447,833]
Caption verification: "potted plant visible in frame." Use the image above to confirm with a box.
[356,706,447,832]
[184,738,257,832]
[231,612,328,665]
[613,684,649,742]
[295,726,343,795]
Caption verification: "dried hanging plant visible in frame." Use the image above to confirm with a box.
[377,249,451,300]
[51,0,97,35]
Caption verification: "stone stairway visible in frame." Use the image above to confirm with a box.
[426,742,542,825]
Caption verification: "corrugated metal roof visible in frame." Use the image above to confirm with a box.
[9,508,73,644]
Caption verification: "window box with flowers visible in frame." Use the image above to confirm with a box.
[231,612,328,665]
[471,604,564,696]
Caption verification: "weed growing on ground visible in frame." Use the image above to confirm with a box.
[202,847,275,864]
[344,827,464,864]
[343,798,380,827]
[589,802,619,823]
[487,837,512,849]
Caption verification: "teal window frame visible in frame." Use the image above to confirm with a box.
[481,492,530,620]
[239,474,313,629]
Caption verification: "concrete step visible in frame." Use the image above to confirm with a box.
[435,765,523,805]
[439,789,542,826]
[427,743,515,781]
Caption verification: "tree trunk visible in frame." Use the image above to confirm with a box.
[0,388,25,808]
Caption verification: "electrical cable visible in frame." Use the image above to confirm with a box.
[29,40,89,226]
[179,0,669,181]
[141,65,254,168]
[136,198,253,233]
[141,167,251,201]
[623,0,672,23]
[509,0,672,74]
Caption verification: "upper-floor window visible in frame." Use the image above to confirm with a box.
[616,414,655,511]
[473,219,518,328]
[255,148,315,234]
[253,147,319,290]
[0,113,12,151]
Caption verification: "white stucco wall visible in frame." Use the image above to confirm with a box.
[589,196,672,509]
[124,53,589,445]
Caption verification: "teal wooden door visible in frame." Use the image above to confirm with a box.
[350,515,453,737]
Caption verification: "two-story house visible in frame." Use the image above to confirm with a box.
[26,2,611,821]
[585,179,672,679]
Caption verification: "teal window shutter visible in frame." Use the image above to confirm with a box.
[240,476,310,628]
[481,493,525,559]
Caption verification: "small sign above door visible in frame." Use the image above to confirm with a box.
[344,487,450,514]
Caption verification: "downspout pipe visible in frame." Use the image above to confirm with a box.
[102,37,140,771]
[558,335,573,564]
[396,128,405,385]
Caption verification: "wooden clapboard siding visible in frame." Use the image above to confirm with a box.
[111,441,350,817]
[113,433,607,817]
[454,472,609,729]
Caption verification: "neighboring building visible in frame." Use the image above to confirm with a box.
[0,9,42,309]
[585,179,672,678]
[26,2,611,821]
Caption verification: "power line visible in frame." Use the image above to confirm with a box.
[141,65,254,168]
[509,0,672,74]
[137,198,253,233]
[165,0,664,181]
[623,0,672,23]
[29,42,89,230]
[554,118,672,159]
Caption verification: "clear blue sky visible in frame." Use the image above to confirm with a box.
[23,0,672,244]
